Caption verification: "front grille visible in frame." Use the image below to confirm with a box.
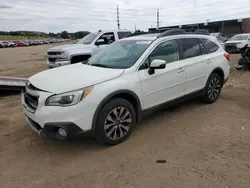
[48,58,56,62]
[27,83,43,92]
[24,93,39,111]
[48,51,61,55]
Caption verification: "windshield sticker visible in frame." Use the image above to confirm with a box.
[136,41,151,45]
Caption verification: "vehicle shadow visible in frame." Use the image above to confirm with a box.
[137,98,203,127]
[32,98,204,154]
[0,90,21,97]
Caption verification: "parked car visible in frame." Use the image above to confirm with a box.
[16,41,29,47]
[47,30,132,68]
[0,41,8,48]
[210,33,228,43]
[7,41,17,47]
[224,33,250,53]
[22,30,230,145]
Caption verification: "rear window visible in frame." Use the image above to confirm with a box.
[200,38,219,53]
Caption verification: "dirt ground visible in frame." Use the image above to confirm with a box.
[0,46,250,188]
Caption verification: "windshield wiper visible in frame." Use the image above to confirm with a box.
[90,63,110,68]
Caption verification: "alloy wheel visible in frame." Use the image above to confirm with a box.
[208,77,221,100]
[104,107,132,140]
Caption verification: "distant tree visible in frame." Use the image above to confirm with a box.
[73,31,90,39]
[60,31,69,39]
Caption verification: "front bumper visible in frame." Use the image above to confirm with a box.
[21,92,97,140]
[47,60,71,68]
[24,115,87,140]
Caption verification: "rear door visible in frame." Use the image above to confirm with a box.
[178,38,215,95]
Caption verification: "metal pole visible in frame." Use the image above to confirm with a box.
[222,21,224,33]
[116,5,120,30]
[157,9,159,32]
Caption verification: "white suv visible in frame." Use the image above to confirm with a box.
[21,30,230,145]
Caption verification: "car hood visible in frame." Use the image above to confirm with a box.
[29,64,124,93]
[48,44,93,52]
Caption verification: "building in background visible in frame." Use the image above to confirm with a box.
[148,18,250,38]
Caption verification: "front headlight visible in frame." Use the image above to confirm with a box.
[45,87,93,106]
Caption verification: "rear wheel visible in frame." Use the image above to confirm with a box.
[95,98,136,145]
[200,73,223,103]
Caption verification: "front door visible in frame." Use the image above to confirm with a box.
[139,39,186,109]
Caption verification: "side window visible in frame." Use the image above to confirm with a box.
[198,39,209,55]
[150,40,179,63]
[139,40,179,70]
[96,32,115,45]
[118,32,132,39]
[200,38,219,53]
[180,38,201,59]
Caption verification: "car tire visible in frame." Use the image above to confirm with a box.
[238,58,245,65]
[95,98,136,145]
[200,73,223,104]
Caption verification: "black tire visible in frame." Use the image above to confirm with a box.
[200,73,223,104]
[238,58,245,65]
[95,98,136,145]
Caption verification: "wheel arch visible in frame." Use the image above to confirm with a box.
[210,67,225,83]
[91,90,142,135]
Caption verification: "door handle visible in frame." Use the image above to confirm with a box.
[177,67,185,73]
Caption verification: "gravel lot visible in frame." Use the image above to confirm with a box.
[0,45,250,188]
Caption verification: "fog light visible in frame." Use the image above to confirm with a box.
[58,128,67,137]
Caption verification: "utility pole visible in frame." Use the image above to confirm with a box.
[157,9,160,32]
[116,5,120,30]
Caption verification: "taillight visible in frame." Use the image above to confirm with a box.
[224,53,229,61]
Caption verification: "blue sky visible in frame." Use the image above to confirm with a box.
[1,0,250,32]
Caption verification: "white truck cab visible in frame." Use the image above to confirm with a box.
[47,30,132,68]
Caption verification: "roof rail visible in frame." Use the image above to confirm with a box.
[157,29,186,38]
[125,31,151,38]
[157,28,210,38]
[193,29,210,35]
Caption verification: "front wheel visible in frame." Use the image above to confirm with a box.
[95,98,136,145]
[200,73,223,103]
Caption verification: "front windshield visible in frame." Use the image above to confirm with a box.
[77,33,98,44]
[88,40,151,69]
[230,35,249,41]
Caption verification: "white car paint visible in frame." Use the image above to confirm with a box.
[22,33,230,142]
[29,63,124,93]
[47,30,132,68]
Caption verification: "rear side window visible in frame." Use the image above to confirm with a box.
[179,38,201,59]
[118,32,132,39]
[200,38,219,53]
[198,39,209,55]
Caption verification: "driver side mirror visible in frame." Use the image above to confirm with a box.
[148,59,167,75]
[95,39,105,46]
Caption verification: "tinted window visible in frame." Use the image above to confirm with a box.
[118,32,132,39]
[88,40,151,69]
[77,33,98,44]
[180,38,201,59]
[201,38,219,53]
[150,40,179,63]
[198,39,208,55]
